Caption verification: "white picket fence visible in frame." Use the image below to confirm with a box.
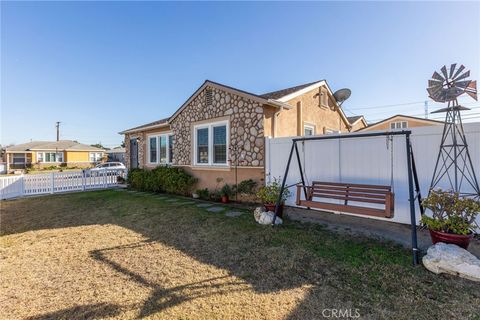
[265,122,480,227]
[0,169,127,200]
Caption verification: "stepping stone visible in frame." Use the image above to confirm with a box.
[206,206,225,213]
[225,211,243,217]
[165,199,179,203]
[196,203,214,208]
[178,201,195,205]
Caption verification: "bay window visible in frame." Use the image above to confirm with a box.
[147,133,173,165]
[194,120,229,166]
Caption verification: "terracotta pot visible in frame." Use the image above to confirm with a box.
[221,195,229,203]
[264,203,284,218]
[429,229,474,249]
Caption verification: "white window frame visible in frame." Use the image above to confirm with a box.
[390,121,408,130]
[193,120,229,167]
[324,127,340,135]
[303,124,315,136]
[147,132,173,165]
[36,152,64,163]
[89,152,103,163]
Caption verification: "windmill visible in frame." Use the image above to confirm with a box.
[427,64,479,198]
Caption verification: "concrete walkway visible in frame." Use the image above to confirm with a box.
[286,206,480,257]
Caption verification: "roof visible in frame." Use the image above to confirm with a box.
[359,114,444,131]
[119,117,169,134]
[260,80,323,100]
[6,140,105,152]
[106,147,126,153]
[347,116,364,124]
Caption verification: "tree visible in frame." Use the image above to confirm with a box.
[91,143,108,150]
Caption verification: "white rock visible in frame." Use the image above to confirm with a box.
[422,242,480,282]
[253,207,283,225]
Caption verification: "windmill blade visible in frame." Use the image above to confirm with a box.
[465,80,477,101]
[432,71,445,82]
[453,69,470,82]
[449,63,457,78]
[466,91,478,101]
[428,80,443,89]
[427,86,442,99]
[441,65,449,79]
[454,80,471,89]
[453,64,465,79]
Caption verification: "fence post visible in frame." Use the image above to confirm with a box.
[20,174,25,197]
[104,168,107,188]
[51,172,55,194]
[82,170,86,191]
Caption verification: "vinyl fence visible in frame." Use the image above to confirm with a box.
[265,122,480,227]
[0,169,127,200]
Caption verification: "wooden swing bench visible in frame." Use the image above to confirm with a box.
[295,181,395,218]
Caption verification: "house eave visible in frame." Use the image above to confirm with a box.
[119,123,170,135]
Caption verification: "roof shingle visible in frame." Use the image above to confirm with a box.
[260,80,323,100]
[6,140,105,152]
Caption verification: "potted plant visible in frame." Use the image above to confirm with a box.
[421,189,479,249]
[220,184,233,203]
[256,177,291,218]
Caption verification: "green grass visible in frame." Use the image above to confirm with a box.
[1,189,479,320]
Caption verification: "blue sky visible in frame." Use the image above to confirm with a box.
[2,1,479,147]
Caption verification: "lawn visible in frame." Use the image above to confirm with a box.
[1,190,479,320]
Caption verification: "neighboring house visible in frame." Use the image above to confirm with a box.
[347,116,368,132]
[5,140,105,171]
[106,147,126,163]
[120,79,367,189]
[359,114,443,132]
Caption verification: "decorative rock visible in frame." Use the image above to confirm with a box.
[254,207,282,225]
[250,127,257,136]
[224,108,233,115]
[422,243,480,282]
[255,107,263,113]
[196,203,213,208]
[252,160,259,166]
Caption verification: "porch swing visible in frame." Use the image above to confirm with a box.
[272,130,424,265]
[295,135,396,218]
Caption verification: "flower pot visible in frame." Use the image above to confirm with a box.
[264,203,284,218]
[221,195,229,203]
[429,229,474,249]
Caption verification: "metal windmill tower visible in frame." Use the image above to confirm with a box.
[427,64,479,198]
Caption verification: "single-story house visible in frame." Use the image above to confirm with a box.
[106,147,126,163]
[120,79,367,189]
[347,116,368,132]
[5,140,105,171]
[359,114,444,132]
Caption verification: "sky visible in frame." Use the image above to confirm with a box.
[1,1,479,147]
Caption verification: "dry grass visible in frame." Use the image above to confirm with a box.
[1,190,479,320]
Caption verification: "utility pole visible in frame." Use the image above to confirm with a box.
[424,101,428,119]
[56,122,61,141]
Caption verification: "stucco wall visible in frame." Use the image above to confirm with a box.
[275,86,350,137]
[362,117,443,131]
[351,120,367,132]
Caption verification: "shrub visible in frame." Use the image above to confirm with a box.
[220,184,233,197]
[256,177,291,204]
[421,189,480,235]
[235,179,257,195]
[196,188,210,200]
[128,167,197,196]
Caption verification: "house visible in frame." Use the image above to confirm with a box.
[5,140,105,171]
[359,114,443,132]
[347,116,368,132]
[120,79,367,189]
[106,147,126,163]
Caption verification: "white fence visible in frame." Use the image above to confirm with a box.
[265,122,480,227]
[0,169,127,200]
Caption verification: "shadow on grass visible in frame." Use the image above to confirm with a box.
[2,190,480,319]
[26,303,121,320]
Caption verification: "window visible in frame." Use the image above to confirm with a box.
[149,137,157,163]
[197,128,209,164]
[213,125,227,163]
[168,134,174,164]
[147,133,173,165]
[89,152,103,162]
[37,152,64,163]
[194,120,229,166]
[390,121,408,130]
[12,153,26,164]
[304,125,315,136]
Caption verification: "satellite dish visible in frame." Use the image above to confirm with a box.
[333,88,351,105]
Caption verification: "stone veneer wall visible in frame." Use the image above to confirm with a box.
[170,86,265,167]
[124,132,145,169]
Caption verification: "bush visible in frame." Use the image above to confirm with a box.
[196,188,210,200]
[235,179,257,195]
[220,184,233,197]
[421,189,480,235]
[256,177,291,204]
[128,167,197,196]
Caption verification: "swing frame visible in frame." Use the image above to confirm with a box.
[272,130,424,265]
